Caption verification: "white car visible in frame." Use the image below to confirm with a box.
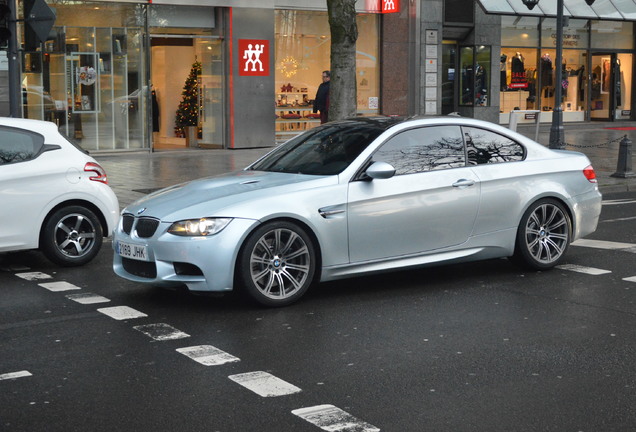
[0,118,119,266]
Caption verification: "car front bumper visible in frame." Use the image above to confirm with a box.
[112,217,259,292]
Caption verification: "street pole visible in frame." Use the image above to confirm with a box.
[8,0,20,117]
[548,0,565,149]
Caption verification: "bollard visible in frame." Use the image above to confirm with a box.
[611,135,636,178]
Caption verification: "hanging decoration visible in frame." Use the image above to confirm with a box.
[278,56,299,78]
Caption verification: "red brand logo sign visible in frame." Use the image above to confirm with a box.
[239,39,269,76]
[382,0,399,13]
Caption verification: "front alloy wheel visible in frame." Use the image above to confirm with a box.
[41,205,103,266]
[239,221,316,307]
[513,198,571,270]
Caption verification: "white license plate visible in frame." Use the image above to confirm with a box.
[116,241,149,262]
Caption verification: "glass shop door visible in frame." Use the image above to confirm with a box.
[590,53,632,121]
[441,42,457,115]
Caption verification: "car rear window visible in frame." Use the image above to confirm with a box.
[0,126,46,165]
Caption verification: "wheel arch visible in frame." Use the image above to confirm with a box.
[38,199,109,247]
[233,216,324,284]
[517,194,575,237]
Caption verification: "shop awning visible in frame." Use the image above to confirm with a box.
[477,0,636,21]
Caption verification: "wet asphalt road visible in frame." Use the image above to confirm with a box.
[1,191,636,431]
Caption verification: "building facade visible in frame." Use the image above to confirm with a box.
[1,0,634,153]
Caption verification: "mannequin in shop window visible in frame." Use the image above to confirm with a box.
[614,58,622,107]
[510,52,527,89]
[540,53,553,89]
[474,64,487,105]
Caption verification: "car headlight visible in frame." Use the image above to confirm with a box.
[168,218,232,236]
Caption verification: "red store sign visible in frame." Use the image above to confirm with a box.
[382,0,399,13]
[238,39,269,76]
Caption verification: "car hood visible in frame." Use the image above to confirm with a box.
[125,170,334,221]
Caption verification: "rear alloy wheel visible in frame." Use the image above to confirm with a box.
[513,198,571,270]
[41,206,103,266]
[239,221,316,307]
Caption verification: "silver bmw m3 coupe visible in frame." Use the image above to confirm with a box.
[113,116,602,306]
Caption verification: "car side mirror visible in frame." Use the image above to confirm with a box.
[365,161,396,180]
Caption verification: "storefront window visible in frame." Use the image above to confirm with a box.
[20,2,147,151]
[591,21,634,50]
[499,48,537,113]
[541,18,589,50]
[459,46,490,107]
[274,10,379,142]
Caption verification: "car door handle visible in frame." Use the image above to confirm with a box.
[452,179,475,188]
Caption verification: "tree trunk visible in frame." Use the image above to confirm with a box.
[327,0,358,121]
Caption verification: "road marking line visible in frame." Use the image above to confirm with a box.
[292,404,380,432]
[229,371,301,397]
[556,264,612,275]
[571,239,636,250]
[97,306,147,320]
[623,276,636,283]
[602,199,636,205]
[15,272,52,281]
[66,293,110,304]
[38,281,81,292]
[176,345,240,366]
[134,323,190,341]
[602,216,636,223]
[0,371,32,381]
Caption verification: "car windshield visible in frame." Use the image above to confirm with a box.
[249,122,387,175]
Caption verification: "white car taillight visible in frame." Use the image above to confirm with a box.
[85,162,109,184]
[583,165,597,183]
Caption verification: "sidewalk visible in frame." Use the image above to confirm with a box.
[95,121,636,209]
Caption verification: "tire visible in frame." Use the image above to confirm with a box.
[512,198,571,270]
[238,221,317,307]
[41,206,103,267]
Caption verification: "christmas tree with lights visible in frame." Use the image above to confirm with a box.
[174,60,202,137]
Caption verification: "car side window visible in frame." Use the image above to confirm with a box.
[0,127,45,165]
[373,126,465,175]
[463,127,525,165]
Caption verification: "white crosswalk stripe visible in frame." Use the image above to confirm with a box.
[134,323,190,341]
[292,404,380,432]
[556,264,612,275]
[38,281,81,292]
[66,293,111,304]
[15,272,52,281]
[0,371,32,381]
[177,345,240,366]
[229,371,301,397]
[98,306,148,320]
[571,239,636,250]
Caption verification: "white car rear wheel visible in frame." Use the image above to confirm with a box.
[41,205,103,266]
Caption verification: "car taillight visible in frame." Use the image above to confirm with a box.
[583,165,597,183]
[85,162,109,184]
